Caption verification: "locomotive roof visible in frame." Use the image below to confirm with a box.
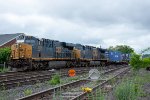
[0,33,24,47]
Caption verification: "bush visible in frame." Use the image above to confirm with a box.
[49,74,60,85]
[0,47,11,63]
[130,52,150,70]
[141,58,150,68]
[130,53,141,70]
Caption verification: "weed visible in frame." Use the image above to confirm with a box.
[35,83,41,88]
[114,73,144,100]
[68,77,79,81]
[95,89,105,100]
[23,89,32,96]
[115,81,138,100]
[110,78,116,85]
[49,74,60,85]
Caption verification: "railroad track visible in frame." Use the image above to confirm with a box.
[17,66,129,100]
[0,68,91,90]
[0,65,120,90]
[0,71,53,89]
[71,67,129,100]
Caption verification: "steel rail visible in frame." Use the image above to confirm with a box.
[71,67,129,100]
[17,67,124,100]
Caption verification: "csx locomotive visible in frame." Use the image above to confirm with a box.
[9,34,130,71]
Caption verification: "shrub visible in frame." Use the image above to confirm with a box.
[130,53,141,70]
[141,58,150,68]
[0,47,11,63]
[130,52,150,70]
[49,74,60,85]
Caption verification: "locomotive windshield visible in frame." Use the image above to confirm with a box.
[17,35,25,43]
[25,36,36,44]
[17,35,25,40]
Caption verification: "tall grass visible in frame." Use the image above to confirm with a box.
[115,81,140,100]
[114,70,150,100]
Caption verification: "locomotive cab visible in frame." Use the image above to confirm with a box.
[11,43,32,59]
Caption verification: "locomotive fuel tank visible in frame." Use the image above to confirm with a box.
[48,61,67,69]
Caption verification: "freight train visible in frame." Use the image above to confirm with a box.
[9,34,130,71]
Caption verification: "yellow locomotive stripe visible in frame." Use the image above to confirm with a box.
[32,58,76,60]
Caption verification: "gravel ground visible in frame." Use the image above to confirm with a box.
[0,73,88,100]
[0,66,123,100]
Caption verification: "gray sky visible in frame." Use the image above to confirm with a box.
[0,0,150,52]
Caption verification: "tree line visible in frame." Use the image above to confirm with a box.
[108,45,134,53]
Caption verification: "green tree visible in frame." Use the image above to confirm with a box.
[130,53,141,70]
[108,45,134,53]
[141,48,150,70]
[0,47,11,63]
[141,58,150,68]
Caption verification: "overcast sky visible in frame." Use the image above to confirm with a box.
[0,0,150,53]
